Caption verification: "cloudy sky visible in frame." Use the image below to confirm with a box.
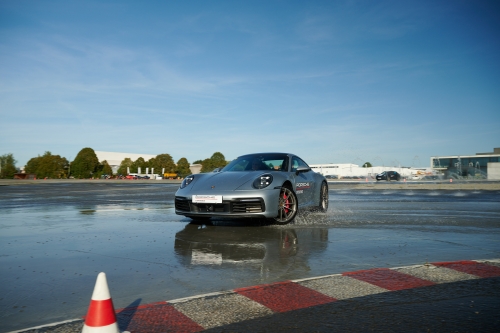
[1,0,499,168]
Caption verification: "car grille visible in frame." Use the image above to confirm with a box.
[175,197,264,214]
[232,199,264,213]
[175,197,191,211]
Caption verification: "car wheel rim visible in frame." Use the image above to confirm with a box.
[275,187,297,223]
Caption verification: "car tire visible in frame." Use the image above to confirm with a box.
[273,186,298,225]
[317,182,329,212]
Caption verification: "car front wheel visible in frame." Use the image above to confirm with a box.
[273,187,298,225]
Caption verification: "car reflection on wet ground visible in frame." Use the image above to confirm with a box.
[0,183,499,332]
[174,223,328,277]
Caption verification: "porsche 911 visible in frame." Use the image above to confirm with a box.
[174,152,328,224]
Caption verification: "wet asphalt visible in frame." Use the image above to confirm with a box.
[0,182,499,332]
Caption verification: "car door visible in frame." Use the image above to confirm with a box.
[291,156,316,206]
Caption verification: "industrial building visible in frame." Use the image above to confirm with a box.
[430,148,500,180]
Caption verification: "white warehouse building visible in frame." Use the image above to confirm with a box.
[94,151,158,174]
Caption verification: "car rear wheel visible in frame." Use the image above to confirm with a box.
[273,187,298,225]
[317,182,328,212]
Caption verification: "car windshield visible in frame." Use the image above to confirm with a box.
[222,153,288,172]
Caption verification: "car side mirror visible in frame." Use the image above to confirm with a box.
[295,167,310,175]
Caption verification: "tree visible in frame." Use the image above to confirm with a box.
[100,160,113,176]
[200,152,227,172]
[192,160,203,165]
[25,152,69,179]
[131,157,146,173]
[25,156,40,175]
[91,159,113,178]
[0,153,17,179]
[117,158,133,175]
[210,152,226,167]
[176,157,191,178]
[362,162,373,168]
[200,158,212,173]
[152,154,176,174]
[147,157,156,172]
[71,148,99,179]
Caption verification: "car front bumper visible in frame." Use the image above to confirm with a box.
[174,189,281,219]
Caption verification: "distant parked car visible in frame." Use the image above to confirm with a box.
[376,171,401,181]
[125,174,138,180]
[139,175,150,179]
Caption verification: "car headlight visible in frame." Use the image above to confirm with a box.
[253,174,273,189]
[180,175,195,189]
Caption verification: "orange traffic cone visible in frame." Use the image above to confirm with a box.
[82,272,120,333]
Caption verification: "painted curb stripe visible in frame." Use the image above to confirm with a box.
[235,281,336,313]
[118,303,203,333]
[84,299,117,327]
[343,268,435,290]
[433,260,500,278]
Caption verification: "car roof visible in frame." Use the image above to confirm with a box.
[237,152,294,158]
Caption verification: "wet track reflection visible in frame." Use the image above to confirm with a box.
[174,223,328,278]
[0,183,499,332]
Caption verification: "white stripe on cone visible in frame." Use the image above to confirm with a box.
[82,323,121,333]
[82,272,120,333]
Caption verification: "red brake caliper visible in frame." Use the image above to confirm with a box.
[283,192,289,214]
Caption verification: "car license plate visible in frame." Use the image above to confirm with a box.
[192,195,223,203]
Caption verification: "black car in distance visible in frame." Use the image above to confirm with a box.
[376,171,401,181]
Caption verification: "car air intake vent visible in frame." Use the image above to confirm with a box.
[175,197,190,212]
[232,199,264,213]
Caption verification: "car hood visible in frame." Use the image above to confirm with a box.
[190,171,265,191]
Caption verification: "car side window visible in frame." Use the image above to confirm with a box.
[291,157,309,172]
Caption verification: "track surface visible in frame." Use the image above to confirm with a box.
[1,183,499,332]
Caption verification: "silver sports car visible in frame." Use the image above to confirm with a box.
[175,152,328,224]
